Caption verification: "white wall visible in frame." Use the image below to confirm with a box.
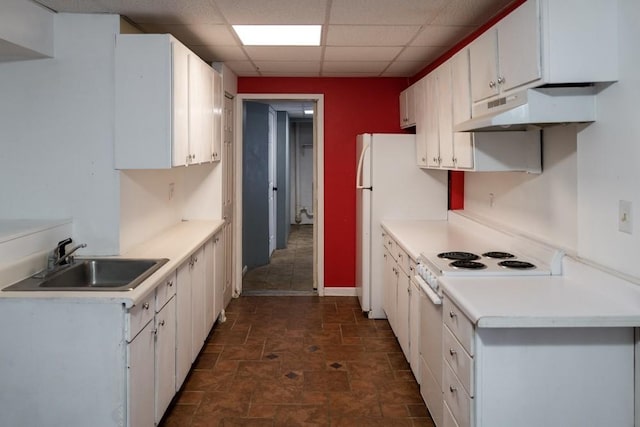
[464,125,578,251]
[0,0,54,60]
[465,0,640,280]
[0,13,121,255]
[576,0,640,278]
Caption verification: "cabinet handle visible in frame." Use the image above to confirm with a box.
[167,280,173,287]
[159,320,165,327]
[497,76,505,84]
[489,81,496,88]
[143,302,150,310]
[449,385,457,393]
[449,348,457,356]
[449,311,457,318]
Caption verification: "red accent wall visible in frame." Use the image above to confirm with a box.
[238,77,407,287]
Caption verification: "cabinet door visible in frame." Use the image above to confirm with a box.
[200,62,214,163]
[155,296,176,423]
[175,260,192,390]
[383,248,396,329]
[171,40,190,167]
[451,49,474,170]
[204,238,216,332]
[424,73,440,167]
[469,29,499,103]
[437,63,455,168]
[128,320,155,427]
[399,88,409,128]
[396,272,410,360]
[409,279,421,380]
[191,247,206,362]
[212,69,223,162]
[414,79,428,167]
[188,55,203,165]
[214,232,225,321]
[497,0,541,92]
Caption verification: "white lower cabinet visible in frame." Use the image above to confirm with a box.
[190,247,206,362]
[408,277,421,380]
[128,319,155,427]
[155,295,176,424]
[441,296,634,427]
[175,258,193,390]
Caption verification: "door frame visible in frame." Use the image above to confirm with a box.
[234,93,325,296]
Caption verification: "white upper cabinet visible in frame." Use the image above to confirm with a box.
[451,49,474,170]
[436,62,454,169]
[424,73,440,168]
[414,79,427,167]
[115,34,222,169]
[399,85,416,129]
[470,0,540,103]
[469,0,617,104]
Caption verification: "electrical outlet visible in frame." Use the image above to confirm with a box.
[168,182,175,201]
[619,200,632,234]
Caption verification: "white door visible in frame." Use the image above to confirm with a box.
[268,108,277,256]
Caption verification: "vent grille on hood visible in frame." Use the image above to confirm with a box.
[454,86,598,132]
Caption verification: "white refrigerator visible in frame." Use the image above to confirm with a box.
[355,133,448,318]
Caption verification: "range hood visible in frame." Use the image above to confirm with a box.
[454,86,598,132]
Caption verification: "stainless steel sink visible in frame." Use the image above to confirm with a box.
[3,258,169,291]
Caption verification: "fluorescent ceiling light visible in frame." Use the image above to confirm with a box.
[233,25,321,46]
[304,109,314,115]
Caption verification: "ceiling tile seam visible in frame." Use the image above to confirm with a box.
[320,0,333,77]
[377,23,425,77]
[210,0,262,76]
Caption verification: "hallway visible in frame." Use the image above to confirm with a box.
[160,296,433,426]
[243,224,314,295]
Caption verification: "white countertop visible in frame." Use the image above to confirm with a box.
[0,219,224,307]
[382,213,640,329]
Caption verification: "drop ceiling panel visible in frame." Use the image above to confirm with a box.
[139,23,237,45]
[253,61,321,73]
[411,25,476,47]
[214,0,328,24]
[34,0,517,77]
[322,61,390,74]
[397,46,446,62]
[431,0,513,25]
[324,46,402,62]
[244,46,322,61]
[382,61,429,77]
[329,0,448,25]
[189,45,248,62]
[326,25,420,47]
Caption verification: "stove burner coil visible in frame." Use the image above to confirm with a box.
[438,251,479,261]
[498,260,536,270]
[449,260,487,270]
[482,251,515,259]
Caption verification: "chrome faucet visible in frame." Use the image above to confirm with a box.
[47,239,87,270]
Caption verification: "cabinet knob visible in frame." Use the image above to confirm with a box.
[421,157,426,162]
[449,348,457,356]
[489,81,496,88]
[449,385,457,393]
[449,311,457,318]
[167,281,173,287]
[143,302,150,310]
[497,76,505,84]
[159,320,165,327]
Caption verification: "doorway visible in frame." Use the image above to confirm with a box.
[235,94,324,296]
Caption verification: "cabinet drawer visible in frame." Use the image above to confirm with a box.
[443,297,474,355]
[384,234,396,258]
[443,362,472,427]
[396,246,410,275]
[443,325,474,396]
[156,271,177,311]
[443,401,460,427]
[128,292,155,341]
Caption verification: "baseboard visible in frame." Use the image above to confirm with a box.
[323,287,357,297]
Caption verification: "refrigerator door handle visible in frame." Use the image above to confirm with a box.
[356,142,371,190]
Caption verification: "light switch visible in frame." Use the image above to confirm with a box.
[619,200,632,234]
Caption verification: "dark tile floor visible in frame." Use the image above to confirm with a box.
[160,296,434,427]
[243,225,314,294]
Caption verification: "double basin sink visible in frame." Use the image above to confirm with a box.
[3,258,169,292]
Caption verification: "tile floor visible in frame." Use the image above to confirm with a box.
[160,296,435,426]
[242,225,314,295]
